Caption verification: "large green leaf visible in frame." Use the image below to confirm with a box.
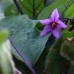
[18,0,44,19]
[65,3,74,18]
[38,0,74,19]
[0,15,50,66]
[34,38,55,74]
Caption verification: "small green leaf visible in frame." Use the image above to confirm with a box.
[62,30,74,38]
[0,29,8,44]
[4,4,19,16]
[62,22,74,38]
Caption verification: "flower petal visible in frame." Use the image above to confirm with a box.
[15,68,22,74]
[57,20,67,28]
[56,24,61,29]
[51,9,59,21]
[39,19,51,25]
[40,25,51,36]
[52,29,59,38]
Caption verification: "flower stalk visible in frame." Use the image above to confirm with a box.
[61,18,74,31]
[13,0,24,15]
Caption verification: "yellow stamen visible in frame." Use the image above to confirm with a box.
[52,22,56,29]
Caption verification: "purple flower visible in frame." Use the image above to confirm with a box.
[39,9,67,38]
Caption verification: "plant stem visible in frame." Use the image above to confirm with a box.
[61,18,74,31]
[44,0,47,6]
[61,18,73,21]
[61,17,74,24]
[13,0,24,15]
[9,38,36,74]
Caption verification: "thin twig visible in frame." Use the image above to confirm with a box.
[44,0,47,6]
[61,18,73,21]
[13,0,24,15]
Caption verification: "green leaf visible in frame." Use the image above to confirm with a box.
[18,0,44,19]
[0,15,50,66]
[0,29,8,44]
[60,40,74,61]
[38,0,74,19]
[45,31,70,74]
[45,0,56,6]
[45,50,69,74]
[0,39,18,74]
[0,0,13,19]
[65,3,74,18]
[0,4,5,20]
[62,29,74,38]
[0,0,12,11]
[62,21,74,38]
[4,4,19,16]
[34,38,55,74]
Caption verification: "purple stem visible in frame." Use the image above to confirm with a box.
[44,0,47,6]
[13,0,24,15]
[9,38,36,74]
[61,18,74,31]
[61,17,74,23]
[61,17,74,24]
[61,18,73,21]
